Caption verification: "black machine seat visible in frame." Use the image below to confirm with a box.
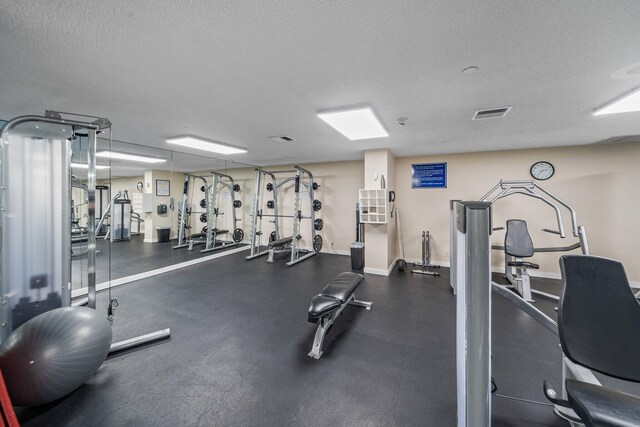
[544,255,640,426]
[505,219,535,258]
[507,260,539,269]
[268,236,293,248]
[566,380,640,427]
[307,272,364,321]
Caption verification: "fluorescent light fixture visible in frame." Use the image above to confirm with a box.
[593,87,640,116]
[96,151,166,163]
[71,162,111,170]
[166,136,247,155]
[317,106,388,140]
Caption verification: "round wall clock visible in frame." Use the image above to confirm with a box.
[530,161,555,180]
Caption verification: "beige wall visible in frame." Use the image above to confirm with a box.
[395,142,640,281]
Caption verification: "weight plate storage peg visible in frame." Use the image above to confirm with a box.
[232,228,244,243]
[202,226,208,234]
[313,199,322,212]
[199,199,207,208]
[267,200,274,209]
[200,213,207,223]
[269,231,277,242]
[314,218,324,231]
[233,200,242,208]
[313,235,323,252]
[266,183,273,191]
[233,184,240,192]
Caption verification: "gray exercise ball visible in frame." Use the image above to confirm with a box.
[0,306,112,406]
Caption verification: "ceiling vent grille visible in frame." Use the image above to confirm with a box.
[268,135,296,143]
[593,135,640,145]
[472,106,512,120]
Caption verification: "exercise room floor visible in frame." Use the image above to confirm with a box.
[18,251,627,426]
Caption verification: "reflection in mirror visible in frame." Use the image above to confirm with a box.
[94,138,258,288]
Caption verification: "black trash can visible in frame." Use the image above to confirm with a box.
[156,226,171,243]
[350,241,365,270]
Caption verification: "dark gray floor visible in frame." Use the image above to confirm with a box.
[19,253,598,426]
[72,234,244,289]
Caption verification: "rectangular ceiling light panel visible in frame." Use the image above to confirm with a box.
[317,107,388,140]
[71,162,111,170]
[166,136,247,155]
[96,151,166,163]
[594,88,640,115]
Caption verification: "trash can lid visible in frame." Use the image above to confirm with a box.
[351,241,364,248]
[156,226,172,230]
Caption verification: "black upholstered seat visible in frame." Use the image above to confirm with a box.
[307,296,342,322]
[318,272,363,302]
[507,261,539,269]
[546,255,640,427]
[566,380,640,427]
[307,272,364,322]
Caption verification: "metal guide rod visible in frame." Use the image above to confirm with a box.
[108,328,171,355]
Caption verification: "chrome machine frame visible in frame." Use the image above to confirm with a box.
[0,113,169,353]
[480,180,589,301]
[452,200,600,426]
[246,166,321,266]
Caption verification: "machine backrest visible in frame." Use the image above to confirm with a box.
[559,255,640,382]
[505,219,534,258]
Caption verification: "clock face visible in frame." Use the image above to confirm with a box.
[530,161,554,180]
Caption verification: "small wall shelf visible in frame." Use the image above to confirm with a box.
[359,189,389,224]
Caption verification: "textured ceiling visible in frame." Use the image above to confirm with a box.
[1,0,640,167]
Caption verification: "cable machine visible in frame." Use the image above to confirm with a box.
[0,111,169,352]
[246,166,323,266]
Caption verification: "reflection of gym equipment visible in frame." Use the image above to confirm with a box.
[307,272,372,359]
[411,231,440,276]
[0,113,169,407]
[174,172,244,252]
[246,166,322,266]
[478,180,590,301]
[94,190,145,242]
[451,201,602,425]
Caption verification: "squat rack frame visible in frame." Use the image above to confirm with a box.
[246,165,321,266]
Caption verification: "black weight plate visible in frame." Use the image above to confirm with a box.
[269,231,276,242]
[200,213,207,223]
[199,199,206,208]
[232,228,244,243]
[313,235,323,252]
[233,200,242,208]
[266,183,273,191]
[267,200,274,209]
[314,218,324,231]
[233,184,240,192]
[313,199,322,212]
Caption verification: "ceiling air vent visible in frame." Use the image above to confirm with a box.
[593,135,640,145]
[268,135,296,143]
[472,106,512,120]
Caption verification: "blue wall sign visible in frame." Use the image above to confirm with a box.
[411,162,447,189]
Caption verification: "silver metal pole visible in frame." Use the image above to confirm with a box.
[455,201,492,427]
[86,128,97,308]
[449,200,461,294]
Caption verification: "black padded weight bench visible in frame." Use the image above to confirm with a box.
[307,272,372,359]
[267,236,293,263]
